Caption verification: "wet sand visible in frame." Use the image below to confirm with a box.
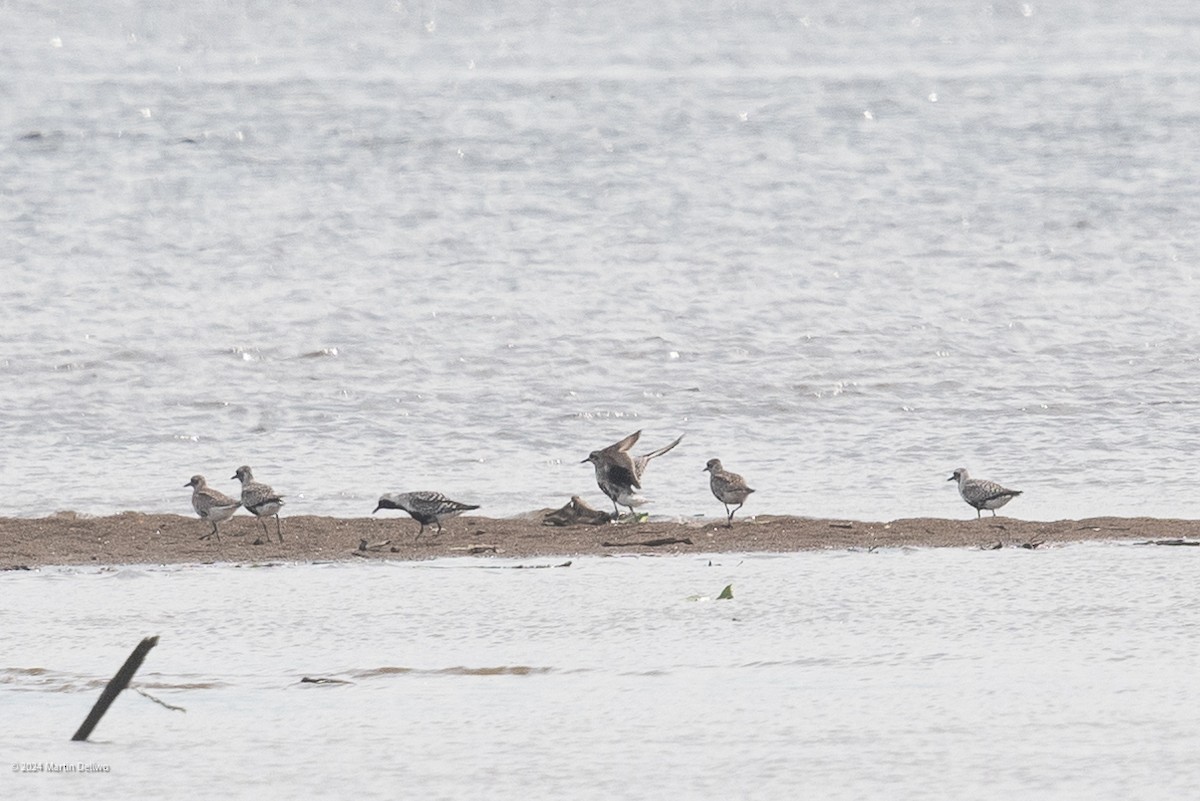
[1,511,1195,569]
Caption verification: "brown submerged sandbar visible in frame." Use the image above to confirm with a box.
[0,512,1195,569]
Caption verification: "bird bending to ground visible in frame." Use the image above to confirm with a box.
[185,475,241,541]
[704,458,755,527]
[232,465,285,543]
[948,467,1022,518]
[582,430,684,519]
[373,491,480,540]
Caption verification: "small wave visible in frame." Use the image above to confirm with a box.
[298,347,339,359]
[1,667,227,693]
[0,667,111,693]
[349,665,555,679]
[227,346,262,362]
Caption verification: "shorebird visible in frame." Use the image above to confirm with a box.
[948,467,1022,519]
[232,465,285,543]
[581,430,684,519]
[185,475,241,541]
[373,491,480,540]
[703,458,755,527]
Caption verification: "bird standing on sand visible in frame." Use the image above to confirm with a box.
[232,465,285,543]
[948,467,1022,518]
[582,430,684,519]
[185,475,241,541]
[704,458,755,527]
[373,491,480,540]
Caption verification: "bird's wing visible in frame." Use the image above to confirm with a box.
[605,430,642,454]
[964,479,1018,503]
[633,434,684,479]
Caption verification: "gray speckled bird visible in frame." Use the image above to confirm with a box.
[232,465,285,543]
[185,475,241,541]
[372,491,480,540]
[704,458,755,527]
[948,467,1022,519]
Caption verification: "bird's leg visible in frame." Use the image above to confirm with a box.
[275,514,283,543]
[435,520,443,536]
[415,522,425,542]
[723,503,733,528]
[259,517,270,539]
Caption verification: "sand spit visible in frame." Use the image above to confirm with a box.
[0,512,1193,569]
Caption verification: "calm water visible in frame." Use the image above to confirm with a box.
[3,546,1200,799]
[3,1,1200,522]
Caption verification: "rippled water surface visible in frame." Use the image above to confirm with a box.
[6,4,1200,797]
[3,546,1200,799]
[4,1,1200,522]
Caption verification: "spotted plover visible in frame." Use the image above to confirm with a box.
[948,467,1022,518]
[582,430,683,519]
[185,475,241,541]
[232,465,285,543]
[373,491,480,539]
[703,458,755,527]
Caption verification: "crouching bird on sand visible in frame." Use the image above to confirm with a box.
[373,491,480,540]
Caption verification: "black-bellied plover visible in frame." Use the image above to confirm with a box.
[372,491,480,540]
[948,467,1022,519]
[581,430,684,519]
[185,475,241,542]
[232,465,285,543]
[703,458,755,527]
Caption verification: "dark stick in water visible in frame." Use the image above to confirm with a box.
[71,636,160,742]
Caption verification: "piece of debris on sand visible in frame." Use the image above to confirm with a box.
[542,496,613,527]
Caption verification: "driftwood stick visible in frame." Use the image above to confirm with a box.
[1138,539,1200,547]
[71,636,159,741]
[134,687,186,713]
[601,537,693,548]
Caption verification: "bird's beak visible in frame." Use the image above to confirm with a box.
[183,482,191,487]
[371,504,382,514]
[230,474,238,480]
[947,475,956,482]
[580,457,589,464]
